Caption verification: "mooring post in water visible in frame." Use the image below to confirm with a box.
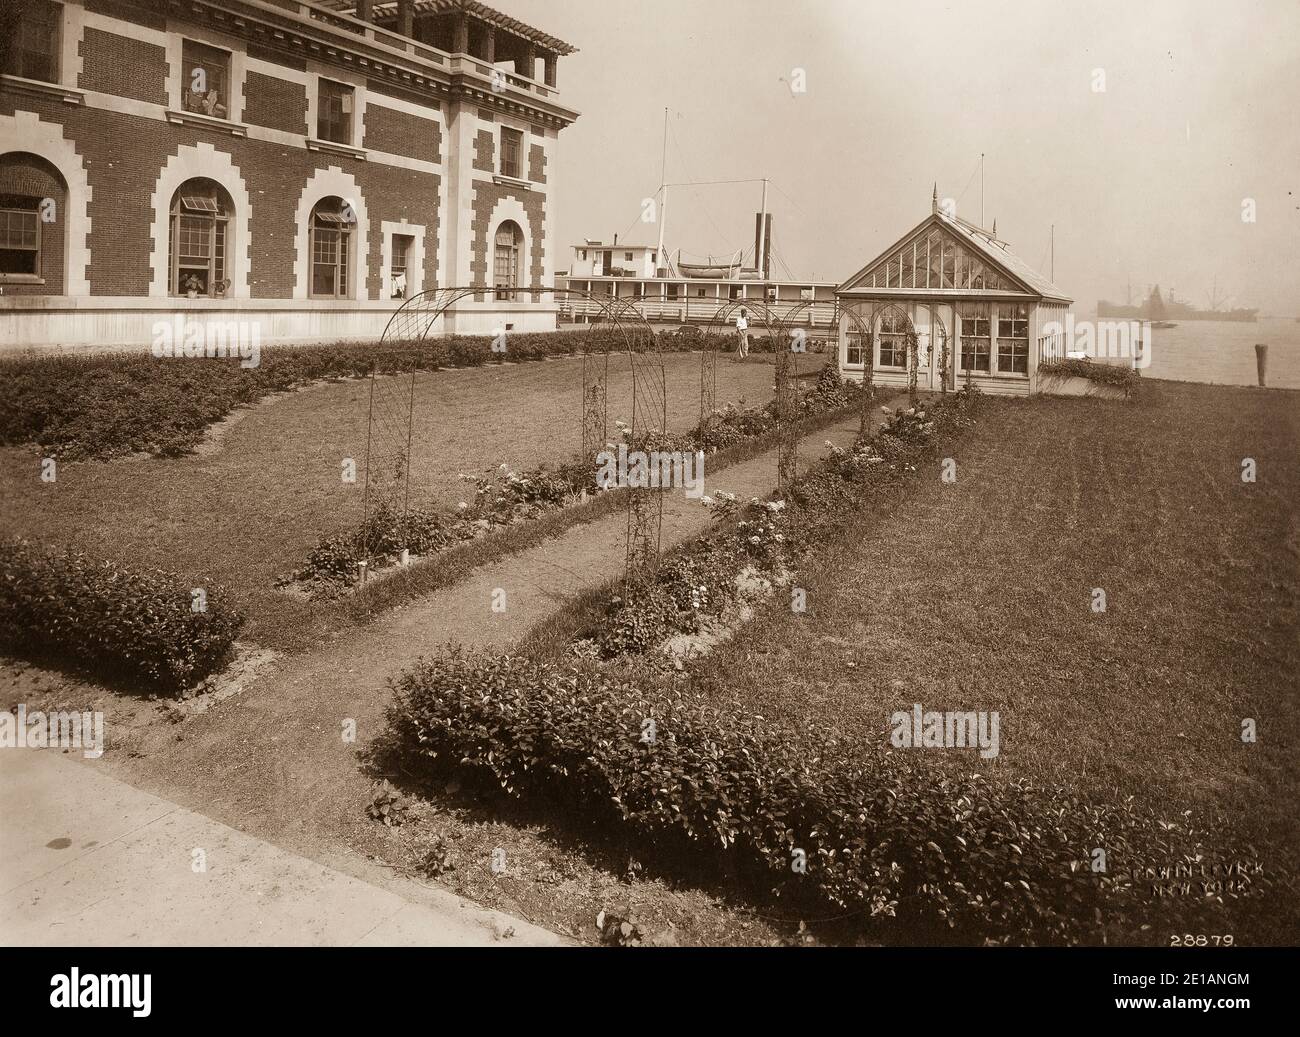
[1255,343,1268,387]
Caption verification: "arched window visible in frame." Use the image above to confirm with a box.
[310,196,353,299]
[0,152,67,293]
[169,178,233,297]
[493,220,522,301]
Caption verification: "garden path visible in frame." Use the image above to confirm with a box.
[76,391,910,939]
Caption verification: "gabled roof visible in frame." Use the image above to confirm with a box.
[838,211,1072,304]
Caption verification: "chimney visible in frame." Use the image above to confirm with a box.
[753,212,773,278]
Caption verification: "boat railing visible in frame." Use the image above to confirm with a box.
[556,294,840,330]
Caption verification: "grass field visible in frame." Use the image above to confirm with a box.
[693,380,1300,873]
[0,353,784,652]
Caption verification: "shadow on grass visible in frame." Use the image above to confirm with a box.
[356,721,932,946]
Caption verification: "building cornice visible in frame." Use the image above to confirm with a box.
[157,0,579,128]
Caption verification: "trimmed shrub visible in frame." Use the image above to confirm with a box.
[1038,358,1139,391]
[388,650,1249,944]
[0,538,245,692]
[0,328,695,461]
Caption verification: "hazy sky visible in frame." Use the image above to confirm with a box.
[505,0,1299,314]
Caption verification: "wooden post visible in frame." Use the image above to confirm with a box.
[396,0,413,37]
[355,0,372,23]
[452,11,469,54]
[543,51,557,87]
[1255,343,1268,387]
[484,26,496,63]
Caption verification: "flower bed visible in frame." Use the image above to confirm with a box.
[569,392,973,664]
[0,538,245,693]
[279,460,594,598]
[283,365,863,598]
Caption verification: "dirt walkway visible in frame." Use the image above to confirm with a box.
[91,393,907,929]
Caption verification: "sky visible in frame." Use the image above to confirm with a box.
[503,0,1300,314]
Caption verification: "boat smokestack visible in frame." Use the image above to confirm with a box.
[753,212,773,278]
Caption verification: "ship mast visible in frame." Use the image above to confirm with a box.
[656,107,669,277]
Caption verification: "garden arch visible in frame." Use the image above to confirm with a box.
[360,286,664,584]
[842,300,924,408]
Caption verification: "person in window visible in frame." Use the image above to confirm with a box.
[200,88,226,118]
[734,307,749,360]
[391,271,406,300]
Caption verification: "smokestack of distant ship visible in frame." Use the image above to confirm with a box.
[753,212,773,279]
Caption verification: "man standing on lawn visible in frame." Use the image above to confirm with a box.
[735,307,750,360]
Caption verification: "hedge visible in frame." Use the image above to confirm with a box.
[0,328,692,461]
[0,538,245,692]
[1038,358,1139,391]
[388,650,1242,944]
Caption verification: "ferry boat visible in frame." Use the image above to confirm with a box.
[555,212,839,333]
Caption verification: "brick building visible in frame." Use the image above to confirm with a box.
[0,0,578,351]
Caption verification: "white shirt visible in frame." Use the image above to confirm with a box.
[736,315,749,331]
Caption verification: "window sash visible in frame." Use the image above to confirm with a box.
[997,338,1029,374]
[500,129,522,178]
[0,208,40,249]
[181,195,220,214]
[310,222,350,298]
[493,236,517,301]
[959,306,991,372]
[170,211,226,294]
[878,335,907,368]
[317,81,354,144]
[181,41,230,118]
[0,204,41,277]
[391,235,411,276]
[7,1,60,83]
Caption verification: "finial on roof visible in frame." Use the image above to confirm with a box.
[992,218,997,236]
[931,182,938,215]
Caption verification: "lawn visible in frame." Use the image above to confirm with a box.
[692,380,1299,880]
[0,352,781,652]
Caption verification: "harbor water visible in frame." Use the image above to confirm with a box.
[1100,315,1300,390]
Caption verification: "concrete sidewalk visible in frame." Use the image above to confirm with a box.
[0,749,562,947]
